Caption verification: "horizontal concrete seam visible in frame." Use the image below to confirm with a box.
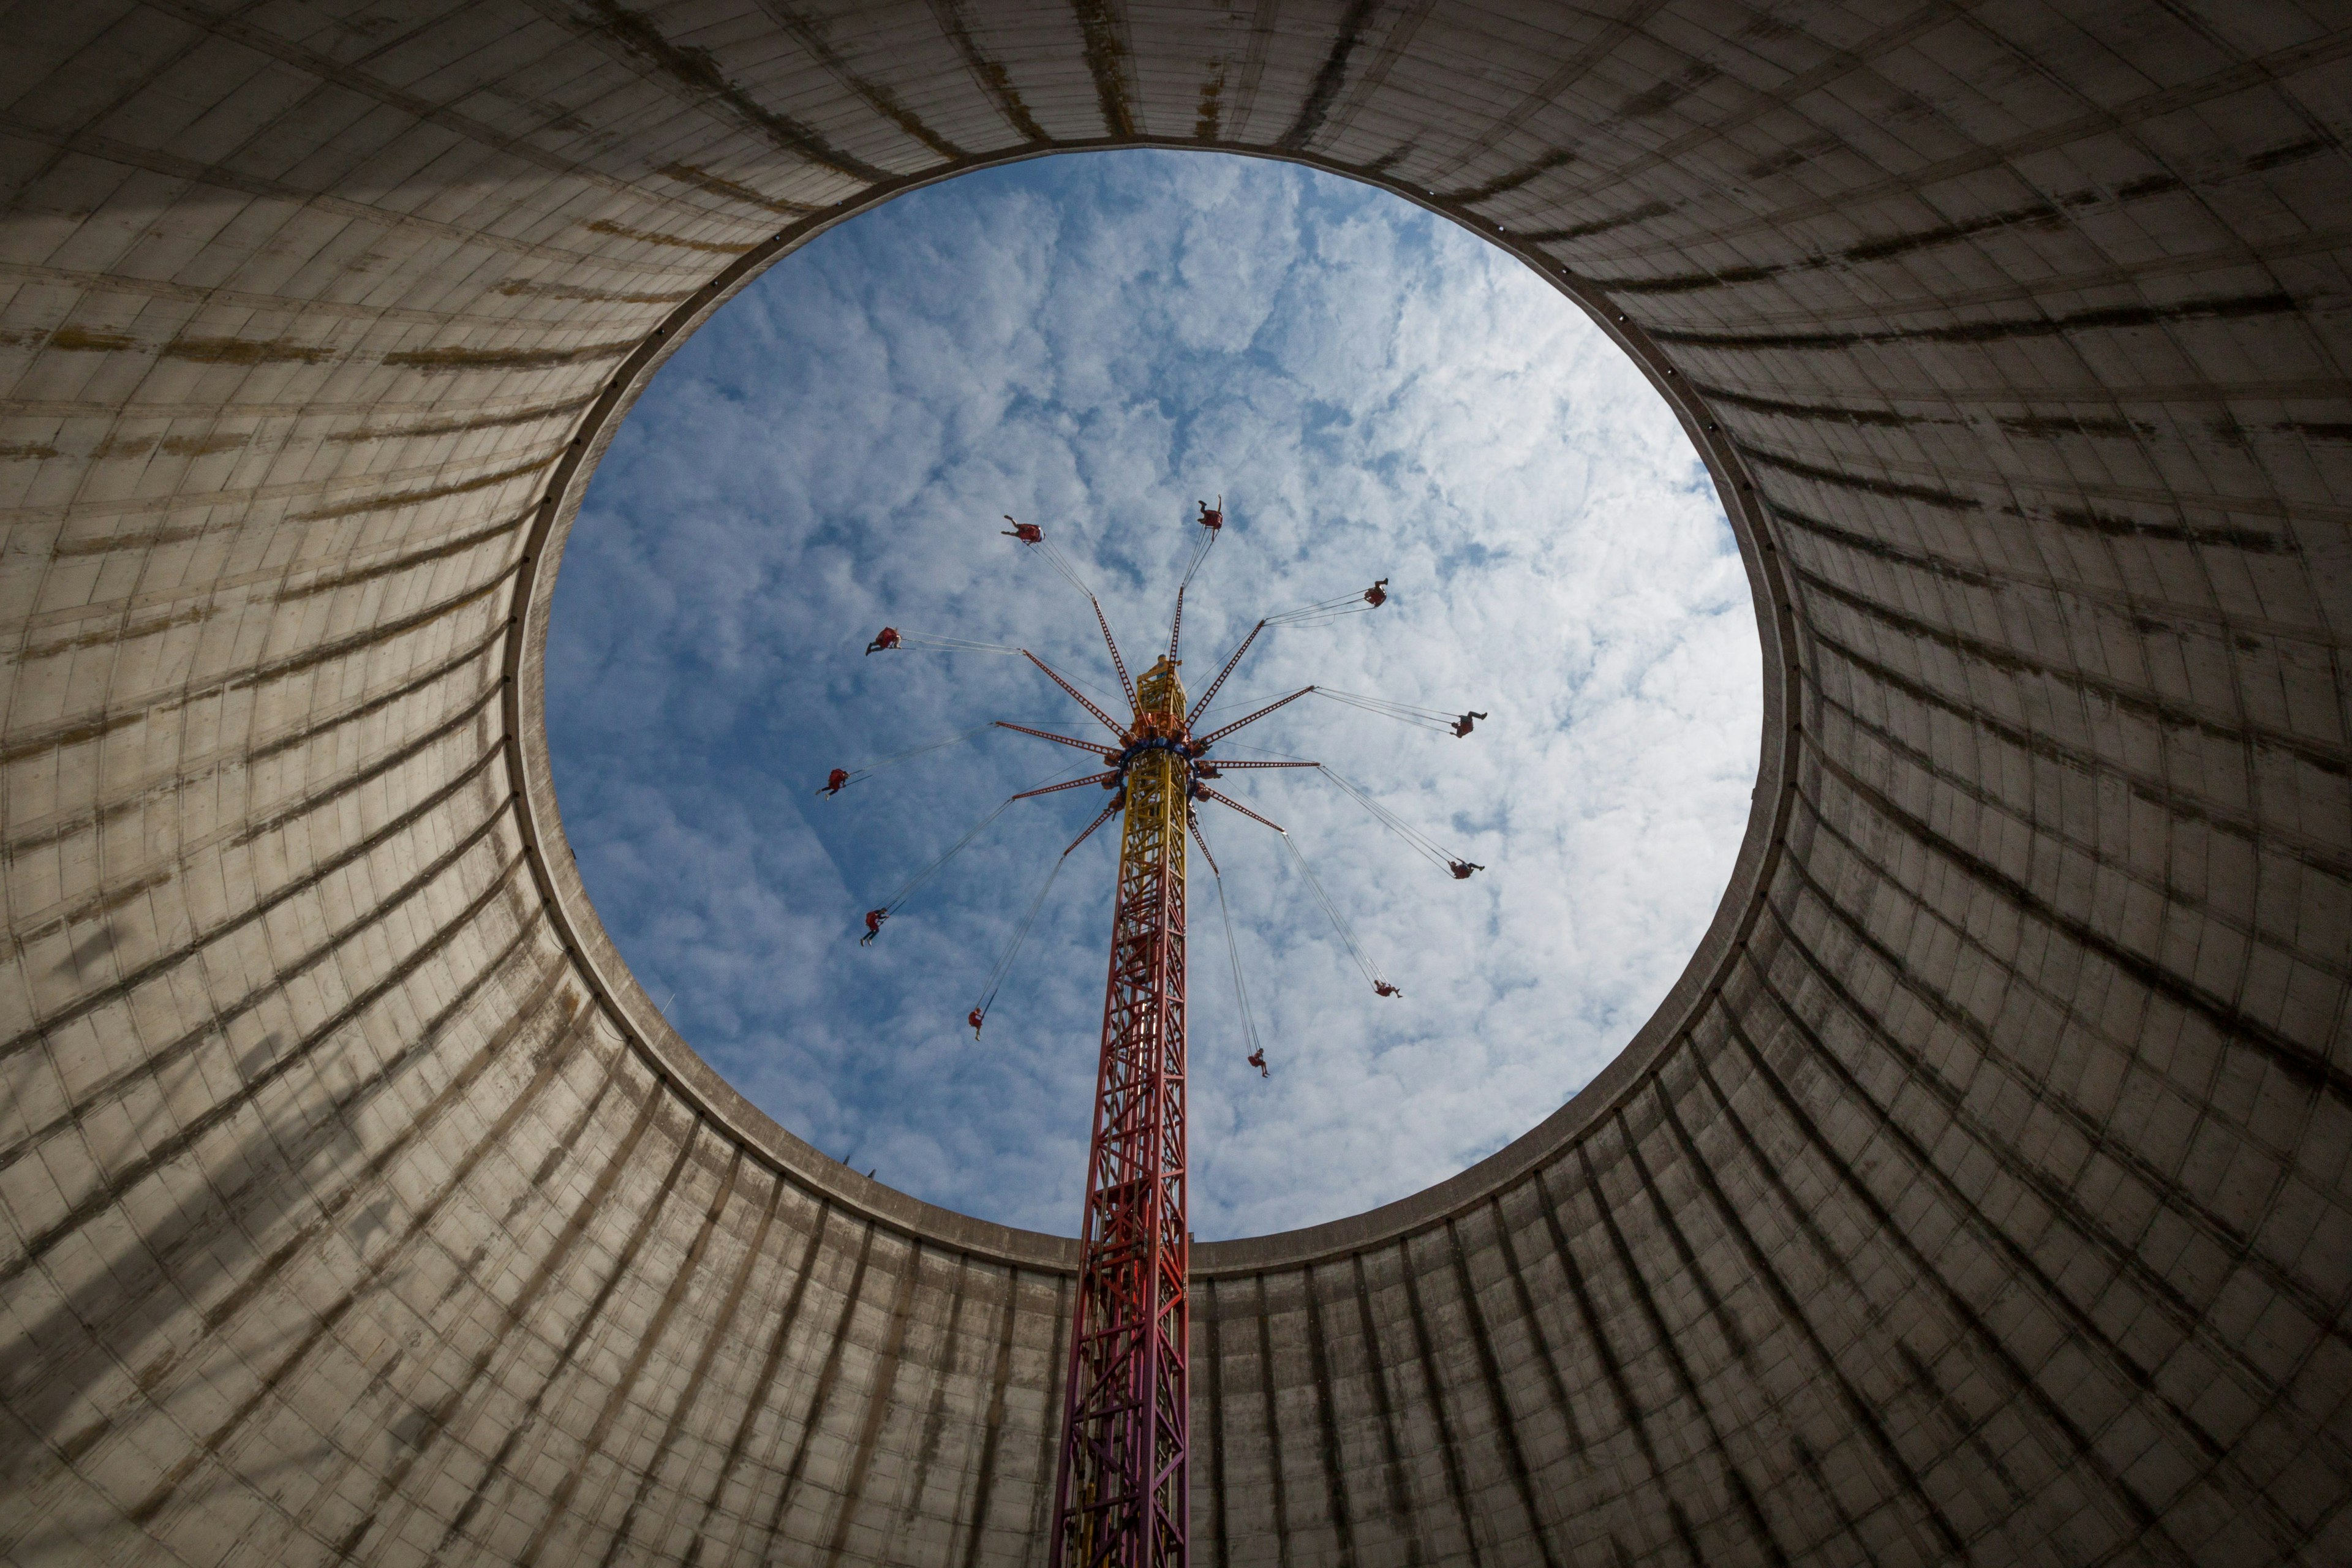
[954,1265,1023,1568]
[1724,965,2198,1561]
[595,1166,786,1568]
[682,1199,834,1557]
[1441,1217,1562,1567]
[1796,562,2350,778]
[12,446,543,528]
[820,1241,928,1566]
[1804,625,2352,876]
[0,834,524,1284]
[1804,682,2352,986]
[1812,748,2352,1108]
[0,563,518,770]
[1298,1263,1359,1568]
[0,746,512,1068]
[753,1226,880,1560]
[248,627,508,762]
[1647,1076,1969,1559]
[519,1141,745,1565]
[404,1072,673,1551]
[1397,1237,1490,1566]
[154,1002,633,1539]
[325,393,608,446]
[1748,425,2348,530]
[290,454,557,523]
[227,685,507,849]
[1342,1251,1422,1567]
[438,1109,703,1553]
[1578,1133,1794,1568]
[270,513,528,604]
[1756,880,2352,1463]
[0,255,524,331]
[1577,176,2352,309]
[0,109,701,276]
[135,0,793,220]
[1559,24,2352,258]
[1771,807,2351,1329]
[320,996,603,1558]
[0,679,498,910]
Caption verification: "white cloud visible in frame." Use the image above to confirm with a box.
[546,151,1760,1239]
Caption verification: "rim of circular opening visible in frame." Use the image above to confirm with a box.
[504,143,1800,1277]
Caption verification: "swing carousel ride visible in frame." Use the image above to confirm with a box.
[828,498,1485,1568]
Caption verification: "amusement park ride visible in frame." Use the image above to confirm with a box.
[832,499,1485,1568]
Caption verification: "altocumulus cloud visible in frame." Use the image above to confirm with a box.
[546,151,1760,1239]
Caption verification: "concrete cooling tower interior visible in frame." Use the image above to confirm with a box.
[2,2,2348,1564]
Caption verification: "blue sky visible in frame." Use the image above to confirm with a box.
[545,151,1760,1240]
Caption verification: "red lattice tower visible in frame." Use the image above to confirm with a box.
[1049,654,1193,1568]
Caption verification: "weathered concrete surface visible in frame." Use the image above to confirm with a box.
[2,3,2346,1564]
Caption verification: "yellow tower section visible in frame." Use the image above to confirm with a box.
[1124,654,1189,905]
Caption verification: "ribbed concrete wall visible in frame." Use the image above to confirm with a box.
[2,4,2345,1564]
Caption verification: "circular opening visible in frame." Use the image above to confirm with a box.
[544,151,1762,1239]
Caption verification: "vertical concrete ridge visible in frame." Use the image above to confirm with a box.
[2,4,2346,1565]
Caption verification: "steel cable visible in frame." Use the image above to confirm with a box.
[1210,862,1263,1066]
[1278,832,1390,992]
[1314,766,1459,871]
[893,631,1025,655]
[1262,593,1375,626]
[875,758,1088,916]
[1178,524,1218,589]
[838,722,1001,785]
[972,854,1069,1027]
[1308,686,1461,732]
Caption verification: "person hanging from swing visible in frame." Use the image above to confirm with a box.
[1197,499,1224,532]
[818,767,851,796]
[864,626,900,655]
[1449,860,1483,880]
[1451,710,1488,737]
[1246,1047,1268,1077]
[1374,980,1403,998]
[1001,514,1044,544]
[967,1007,984,1038]
[860,908,888,944]
[1363,577,1390,608]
